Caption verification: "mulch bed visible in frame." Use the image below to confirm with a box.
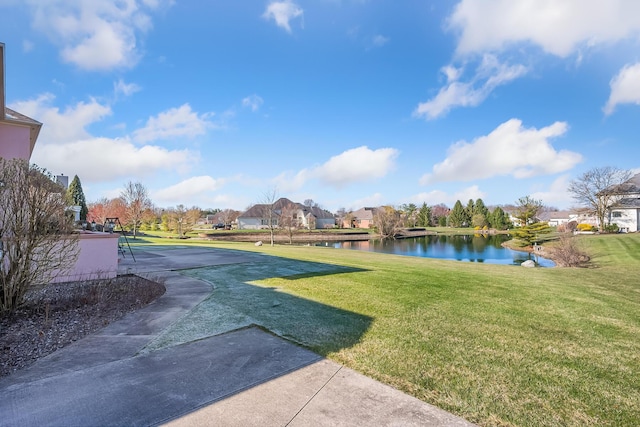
[0,275,165,378]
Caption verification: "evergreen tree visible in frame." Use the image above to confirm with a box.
[472,198,489,228]
[512,222,552,246]
[465,199,475,223]
[66,175,88,221]
[514,195,543,226]
[417,202,432,227]
[489,206,511,230]
[449,200,468,227]
[474,198,489,217]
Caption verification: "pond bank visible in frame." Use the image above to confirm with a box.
[198,230,375,243]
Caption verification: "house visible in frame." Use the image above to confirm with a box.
[343,207,377,228]
[0,42,120,283]
[609,173,640,232]
[538,211,580,227]
[237,198,335,230]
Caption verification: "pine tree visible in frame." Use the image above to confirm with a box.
[512,222,552,246]
[489,206,511,230]
[67,175,88,221]
[449,200,467,227]
[465,199,475,223]
[472,198,489,228]
[417,202,432,227]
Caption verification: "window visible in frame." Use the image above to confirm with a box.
[612,211,622,218]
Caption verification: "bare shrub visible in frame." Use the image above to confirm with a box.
[0,159,79,314]
[549,235,591,267]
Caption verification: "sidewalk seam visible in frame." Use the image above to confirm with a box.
[285,364,343,426]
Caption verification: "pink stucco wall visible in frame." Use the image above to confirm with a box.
[0,122,31,160]
[52,232,120,283]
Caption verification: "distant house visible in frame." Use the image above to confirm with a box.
[538,211,579,227]
[343,207,377,229]
[608,173,640,232]
[237,198,335,230]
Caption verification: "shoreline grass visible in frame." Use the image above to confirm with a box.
[131,234,640,426]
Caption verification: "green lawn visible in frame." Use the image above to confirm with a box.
[133,234,640,427]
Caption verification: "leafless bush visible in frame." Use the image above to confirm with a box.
[0,159,80,314]
[549,235,591,267]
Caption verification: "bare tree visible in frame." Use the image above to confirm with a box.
[279,202,300,244]
[343,211,355,228]
[261,188,279,246]
[220,208,240,228]
[168,205,200,238]
[120,181,152,239]
[568,166,632,231]
[373,206,402,238]
[0,159,79,314]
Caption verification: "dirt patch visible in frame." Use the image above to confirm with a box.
[0,275,165,378]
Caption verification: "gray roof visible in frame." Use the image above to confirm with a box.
[611,173,640,194]
[614,197,640,209]
[350,207,377,220]
[239,198,334,219]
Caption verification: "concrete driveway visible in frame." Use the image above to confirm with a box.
[0,246,475,426]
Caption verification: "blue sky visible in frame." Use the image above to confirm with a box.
[1,0,639,212]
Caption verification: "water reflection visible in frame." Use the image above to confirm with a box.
[319,234,554,267]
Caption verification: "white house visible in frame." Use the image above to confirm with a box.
[538,211,579,227]
[609,173,640,232]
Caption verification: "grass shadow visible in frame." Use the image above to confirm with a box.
[147,256,372,356]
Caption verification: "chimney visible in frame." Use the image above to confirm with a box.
[56,174,69,189]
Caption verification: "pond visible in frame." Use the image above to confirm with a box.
[316,234,555,267]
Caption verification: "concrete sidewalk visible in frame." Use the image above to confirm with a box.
[0,246,476,426]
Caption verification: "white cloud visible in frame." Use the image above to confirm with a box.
[272,169,310,193]
[273,146,399,192]
[411,185,486,207]
[315,146,398,188]
[11,93,112,143]
[603,62,640,115]
[24,0,174,70]
[31,136,197,182]
[448,0,640,57]
[530,175,572,208]
[420,1,640,117]
[114,79,141,97]
[414,55,528,119]
[263,0,304,33]
[371,34,389,48]
[349,193,385,211]
[420,119,582,184]
[132,104,215,143]
[11,93,198,182]
[242,94,264,112]
[153,176,225,204]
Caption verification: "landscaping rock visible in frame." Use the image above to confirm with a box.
[521,260,536,268]
[255,241,263,246]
